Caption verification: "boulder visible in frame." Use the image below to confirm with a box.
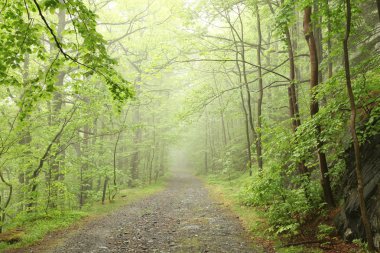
[335,134,380,249]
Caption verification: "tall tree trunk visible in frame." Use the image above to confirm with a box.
[102,176,109,205]
[79,125,90,208]
[129,105,142,186]
[204,111,209,174]
[220,110,227,146]
[27,108,75,211]
[46,6,66,210]
[149,115,156,185]
[19,54,32,211]
[268,0,306,174]
[285,28,301,132]
[343,0,375,250]
[255,4,264,171]
[230,10,258,173]
[303,6,335,208]
[285,28,308,175]
[240,87,253,175]
[314,0,324,84]
[212,71,228,146]
[234,52,252,175]
[239,22,258,171]
[48,72,65,210]
[326,0,333,78]
[111,130,121,200]
[0,172,12,233]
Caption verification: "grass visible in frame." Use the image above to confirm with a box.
[0,178,169,252]
[203,173,322,253]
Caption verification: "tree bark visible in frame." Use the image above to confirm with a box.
[148,115,156,185]
[79,125,90,208]
[343,0,375,250]
[46,6,67,210]
[213,71,228,146]
[234,52,253,175]
[102,176,109,205]
[270,0,306,174]
[303,6,335,208]
[27,107,75,211]
[111,130,121,199]
[285,27,301,132]
[314,1,324,84]
[19,54,32,211]
[129,105,142,186]
[255,3,264,171]
[204,111,209,174]
[0,172,12,233]
[326,0,333,78]
[230,9,258,173]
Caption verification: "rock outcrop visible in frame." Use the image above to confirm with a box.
[336,134,380,249]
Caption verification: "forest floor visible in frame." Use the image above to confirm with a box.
[8,172,261,253]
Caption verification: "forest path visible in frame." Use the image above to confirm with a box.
[20,172,259,253]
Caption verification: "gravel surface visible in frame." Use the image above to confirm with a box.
[20,173,261,253]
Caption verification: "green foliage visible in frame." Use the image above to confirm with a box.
[240,166,321,236]
[317,224,335,240]
[352,239,370,253]
[275,0,296,39]
[0,0,379,250]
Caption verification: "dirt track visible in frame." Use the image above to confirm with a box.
[17,172,261,253]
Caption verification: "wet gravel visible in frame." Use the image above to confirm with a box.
[24,173,260,253]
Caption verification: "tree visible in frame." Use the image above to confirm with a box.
[342,0,375,250]
[303,5,335,208]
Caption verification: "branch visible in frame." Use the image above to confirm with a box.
[178,58,290,81]
[30,106,77,183]
[31,0,127,93]
[283,240,325,247]
[0,0,7,14]
[0,172,12,210]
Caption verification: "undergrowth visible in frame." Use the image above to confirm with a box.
[204,172,324,253]
[0,178,168,251]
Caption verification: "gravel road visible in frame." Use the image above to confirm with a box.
[17,172,261,253]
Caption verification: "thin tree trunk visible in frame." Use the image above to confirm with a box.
[255,4,263,171]
[0,172,12,233]
[233,52,252,175]
[19,54,32,211]
[112,131,121,199]
[204,111,209,174]
[343,0,375,250]
[214,73,228,146]
[129,105,141,186]
[102,176,109,205]
[230,10,257,173]
[240,87,252,175]
[47,6,67,210]
[304,6,335,208]
[149,115,156,185]
[80,124,91,208]
[269,0,306,174]
[239,20,257,160]
[285,28,300,132]
[326,0,333,78]
[314,0,324,84]
[27,108,75,211]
